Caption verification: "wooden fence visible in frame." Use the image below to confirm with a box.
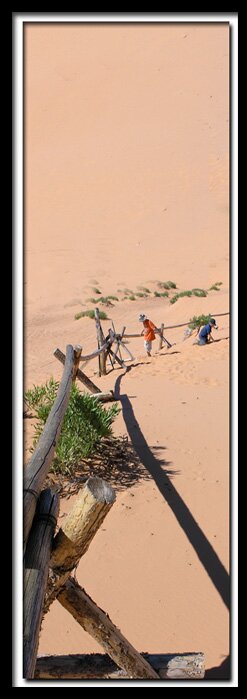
[23,339,206,680]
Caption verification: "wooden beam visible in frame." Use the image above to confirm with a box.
[54,347,101,394]
[94,308,107,376]
[92,391,116,402]
[108,347,125,367]
[35,651,205,680]
[57,578,159,680]
[24,489,59,678]
[24,345,74,549]
[44,477,115,614]
[73,345,82,380]
[159,323,164,351]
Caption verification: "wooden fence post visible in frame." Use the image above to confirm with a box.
[159,323,165,350]
[24,489,59,678]
[54,348,101,394]
[44,477,115,613]
[73,345,82,380]
[94,308,107,376]
[24,344,74,549]
[57,578,159,680]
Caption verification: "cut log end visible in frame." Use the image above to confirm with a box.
[86,476,116,505]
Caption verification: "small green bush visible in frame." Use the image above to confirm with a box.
[188,314,213,330]
[137,286,151,293]
[192,288,208,297]
[158,281,177,290]
[154,291,169,297]
[209,285,220,291]
[92,287,102,294]
[25,379,120,475]
[169,288,208,304]
[75,310,108,320]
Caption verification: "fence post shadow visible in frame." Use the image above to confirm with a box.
[114,370,230,610]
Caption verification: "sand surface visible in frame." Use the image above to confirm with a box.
[24,22,229,679]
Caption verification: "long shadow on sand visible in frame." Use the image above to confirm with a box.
[114,369,230,610]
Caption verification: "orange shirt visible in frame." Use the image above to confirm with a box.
[143,319,156,342]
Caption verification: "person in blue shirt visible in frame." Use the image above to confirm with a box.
[198,318,218,345]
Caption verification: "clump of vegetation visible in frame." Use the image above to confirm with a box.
[86,297,98,304]
[170,290,192,304]
[91,287,102,295]
[188,314,213,330]
[209,281,222,291]
[154,291,169,298]
[75,310,108,320]
[135,292,148,298]
[128,295,136,301]
[191,288,208,298]
[99,296,118,307]
[25,379,120,475]
[170,288,207,304]
[124,288,134,295]
[137,286,151,293]
[158,280,177,290]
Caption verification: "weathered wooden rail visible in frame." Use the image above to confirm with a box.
[35,651,205,680]
[24,344,75,549]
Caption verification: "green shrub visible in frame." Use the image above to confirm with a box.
[188,314,213,330]
[209,285,220,291]
[154,291,169,298]
[169,288,207,304]
[137,286,151,293]
[75,310,108,320]
[158,281,177,290]
[86,297,98,304]
[92,287,102,294]
[128,295,136,301]
[192,288,208,297]
[25,379,120,475]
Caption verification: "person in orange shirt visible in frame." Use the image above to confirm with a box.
[139,313,159,356]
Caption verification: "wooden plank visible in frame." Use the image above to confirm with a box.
[159,323,164,351]
[108,347,125,367]
[35,651,205,680]
[44,477,115,614]
[94,308,107,376]
[57,578,159,680]
[92,391,116,402]
[54,347,101,394]
[73,345,82,380]
[24,489,59,678]
[23,345,74,549]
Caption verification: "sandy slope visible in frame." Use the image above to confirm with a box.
[24,23,229,678]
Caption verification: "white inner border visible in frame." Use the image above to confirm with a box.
[13,11,238,688]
